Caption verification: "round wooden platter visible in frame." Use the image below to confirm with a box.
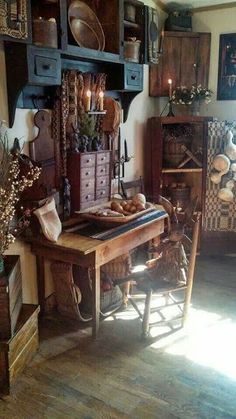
[80,202,155,225]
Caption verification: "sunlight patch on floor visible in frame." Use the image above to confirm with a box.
[151,307,236,381]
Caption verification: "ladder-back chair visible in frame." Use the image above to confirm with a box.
[112,208,201,338]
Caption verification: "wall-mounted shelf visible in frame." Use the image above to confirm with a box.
[162,168,203,173]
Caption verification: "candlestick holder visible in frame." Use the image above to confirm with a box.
[167,100,175,117]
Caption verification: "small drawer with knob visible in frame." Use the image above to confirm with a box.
[80,153,96,168]
[97,164,110,177]
[28,46,61,85]
[97,152,110,165]
[81,167,95,180]
[81,191,95,203]
[125,63,143,91]
[96,187,110,199]
[96,176,109,189]
[81,179,95,192]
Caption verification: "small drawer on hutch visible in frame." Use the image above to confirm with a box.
[80,153,96,168]
[81,191,95,203]
[97,164,110,176]
[81,167,95,180]
[96,187,110,199]
[81,179,95,191]
[97,152,110,165]
[28,46,61,85]
[96,176,109,188]
[125,63,143,91]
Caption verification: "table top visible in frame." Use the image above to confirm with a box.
[28,205,167,258]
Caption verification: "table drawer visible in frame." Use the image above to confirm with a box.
[80,153,96,168]
[97,164,110,176]
[96,187,110,199]
[81,167,95,180]
[97,152,110,165]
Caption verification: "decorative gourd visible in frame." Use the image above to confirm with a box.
[210,171,222,184]
[212,154,230,174]
[218,188,234,202]
[224,130,236,161]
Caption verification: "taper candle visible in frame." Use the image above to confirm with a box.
[168,78,172,99]
[99,91,104,111]
[85,90,91,112]
[124,139,128,162]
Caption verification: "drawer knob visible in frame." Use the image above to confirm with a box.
[101,157,105,161]
[100,191,105,195]
[86,183,90,187]
[100,180,104,184]
[85,195,90,200]
[86,159,91,163]
[100,169,104,173]
[42,64,52,70]
[131,74,137,80]
[85,171,90,176]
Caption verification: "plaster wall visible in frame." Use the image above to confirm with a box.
[192,6,236,120]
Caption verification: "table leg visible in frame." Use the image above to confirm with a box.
[36,255,45,316]
[91,267,100,339]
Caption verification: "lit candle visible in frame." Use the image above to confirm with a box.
[99,91,104,111]
[168,78,172,99]
[85,90,91,112]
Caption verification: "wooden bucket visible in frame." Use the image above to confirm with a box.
[169,186,191,210]
[33,18,58,48]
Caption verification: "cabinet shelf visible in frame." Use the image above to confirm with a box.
[124,20,141,30]
[162,168,203,173]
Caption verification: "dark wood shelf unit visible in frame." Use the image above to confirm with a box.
[145,116,212,228]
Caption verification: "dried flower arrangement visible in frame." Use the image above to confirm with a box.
[171,85,212,105]
[0,123,41,269]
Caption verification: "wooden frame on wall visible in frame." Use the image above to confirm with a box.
[217,33,236,100]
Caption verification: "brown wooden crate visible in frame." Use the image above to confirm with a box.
[0,256,22,340]
[0,304,40,395]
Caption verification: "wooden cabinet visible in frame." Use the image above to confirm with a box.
[149,31,211,97]
[145,116,212,223]
[67,150,112,213]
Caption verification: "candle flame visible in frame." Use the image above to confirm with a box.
[86,90,91,97]
[168,79,172,85]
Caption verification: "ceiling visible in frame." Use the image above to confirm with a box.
[158,0,236,11]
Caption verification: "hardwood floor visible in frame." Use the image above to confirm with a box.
[1,256,236,419]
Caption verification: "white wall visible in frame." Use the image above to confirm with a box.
[192,6,236,120]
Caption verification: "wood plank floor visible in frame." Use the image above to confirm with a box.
[1,255,236,419]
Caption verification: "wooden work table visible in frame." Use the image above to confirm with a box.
[29,207,167,339]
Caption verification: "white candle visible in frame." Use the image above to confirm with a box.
[85,90,91,112]
[168,78,172,99]
[99,91,104,111]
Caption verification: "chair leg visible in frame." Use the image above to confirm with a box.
[183,214,200,326]
[142,289,152,338]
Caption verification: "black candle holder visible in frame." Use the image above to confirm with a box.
[167,100,175,117]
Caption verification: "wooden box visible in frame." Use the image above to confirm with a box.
[0,256,22,340]
[0,304,40,396]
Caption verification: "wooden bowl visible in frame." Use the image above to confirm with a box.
[68,0,105,51]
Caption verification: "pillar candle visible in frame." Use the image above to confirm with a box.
[85,90,91,112]
[99,91,104,111]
